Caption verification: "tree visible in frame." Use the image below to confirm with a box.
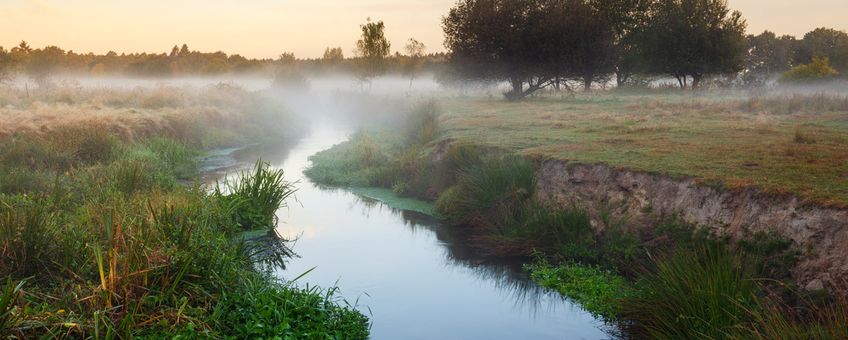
[743,31,796,85]
[634,0,747,88]
[354,18,391,83]
[589,0,652,86]
[555,0,617,90]
[403,38,427,88]
[443,0,616,99]
[795,28,848,75]
[322,47,344,64]
[0,47,16,83]
[26,46,66,86]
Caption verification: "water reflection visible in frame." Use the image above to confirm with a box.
[215,122,610,340]
[350,192,595,320]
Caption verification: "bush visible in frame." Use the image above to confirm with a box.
[781,57,839,83]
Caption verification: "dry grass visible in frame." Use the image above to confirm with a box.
[440,91,848,207]
[0,84,289,148]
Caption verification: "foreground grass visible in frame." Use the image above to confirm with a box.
[440,91,848,207]
[0,92,368,337]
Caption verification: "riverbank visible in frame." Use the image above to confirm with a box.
[304,99,848,338]
[0,87,369,338]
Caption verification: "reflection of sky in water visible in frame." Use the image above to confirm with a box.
[221,120,609,339]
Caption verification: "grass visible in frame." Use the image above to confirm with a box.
[440,91,848,207]
[215,160,297,232]
[0,88,368,338]
[618,244,759,339]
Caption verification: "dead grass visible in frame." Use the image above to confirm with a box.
[0,84,293,148]
[440,92,848,207]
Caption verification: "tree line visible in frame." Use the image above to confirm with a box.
[442,0,848,99]
[0,39,444,87]
[1,1,846,97]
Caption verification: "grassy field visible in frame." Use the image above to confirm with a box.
[439,91,848,207]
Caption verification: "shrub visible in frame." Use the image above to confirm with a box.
[781,57,839,83]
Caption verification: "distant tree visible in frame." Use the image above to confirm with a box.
[26,46,65,86]
[795,28,848,75]
[0,47,16,83]
[634,0,747,88]
[354,18,391,84]
[743,31,796,85]
[403,38,427,88]
[278,52,296,65]
[322,47,344,64]
[179,44,191,57]
[589,0,652,86]
[169,45,180,58]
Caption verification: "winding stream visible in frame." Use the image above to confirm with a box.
[211,121,609,339]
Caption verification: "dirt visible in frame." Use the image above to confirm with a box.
[535,160,848,294]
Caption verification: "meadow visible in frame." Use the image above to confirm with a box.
[439,90,848,207]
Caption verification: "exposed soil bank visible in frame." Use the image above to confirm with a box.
[534,160,848,294]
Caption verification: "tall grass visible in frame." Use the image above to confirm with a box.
[215,161,296,232]
[618,244,758,339]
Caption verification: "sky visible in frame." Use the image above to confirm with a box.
[1,0,846,59]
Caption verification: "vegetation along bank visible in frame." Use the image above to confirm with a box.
[0,85,369,338]
[305,95,848,339]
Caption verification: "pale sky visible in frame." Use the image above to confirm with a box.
[1,0,846,59]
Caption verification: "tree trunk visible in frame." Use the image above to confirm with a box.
[691,74,702,89]
[505,77,524,101]
[616,70,628,88]
[583,75,592,92]
[675,75,684,89]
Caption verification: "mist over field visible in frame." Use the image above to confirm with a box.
[2,0,848,339]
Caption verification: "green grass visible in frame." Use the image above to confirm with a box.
[440,92,848,207]
[0,128,367,338]
[215,160,297,232]
[618,244,759,339]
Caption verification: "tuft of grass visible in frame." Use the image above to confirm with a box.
[215,161,296,232]
[435,155,535,224]
[619,244,758,339]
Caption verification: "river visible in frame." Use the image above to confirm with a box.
[209,120,610,339]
